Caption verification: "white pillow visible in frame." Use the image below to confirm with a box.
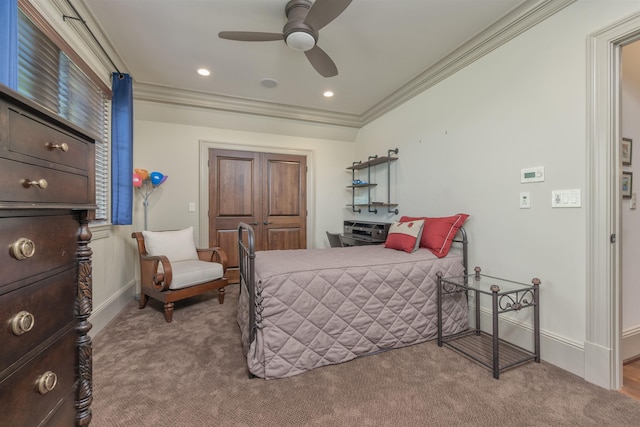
[384,219,425,253]
[142,227,199,263]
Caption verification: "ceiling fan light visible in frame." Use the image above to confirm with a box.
[285,31,315,51]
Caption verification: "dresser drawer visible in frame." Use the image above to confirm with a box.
[43,393,77,426]
[0,330,76,427]
[8,107,90,172]
[0,157,90,204]
[0,215,79,287]
[0,268,76,372]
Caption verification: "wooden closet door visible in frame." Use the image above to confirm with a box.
[208,148,307,282]
[260,152,307,251]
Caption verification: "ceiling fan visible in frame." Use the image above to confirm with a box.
[218,0,352,78]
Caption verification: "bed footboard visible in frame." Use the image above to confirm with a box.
[237,223,257,376]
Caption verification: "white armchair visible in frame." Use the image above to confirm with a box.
[132,227,228,322]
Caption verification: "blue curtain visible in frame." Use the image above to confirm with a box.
[0,0,18,89]
[111,73,133,225]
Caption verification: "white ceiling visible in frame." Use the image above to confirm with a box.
[79,0,554,126]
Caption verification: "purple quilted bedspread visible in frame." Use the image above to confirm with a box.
[238,245,468,379]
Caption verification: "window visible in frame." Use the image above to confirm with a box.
[17,6,111,223]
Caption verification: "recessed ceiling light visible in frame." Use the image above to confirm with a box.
[323,91,334,98]
[260,78,278,88]
[197,68,210,76]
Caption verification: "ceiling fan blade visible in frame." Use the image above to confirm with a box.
[218,31,283,42]
[304,0,352,31]
[304,45,338,77]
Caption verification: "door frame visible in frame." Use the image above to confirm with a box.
[587,11,640,389]
[198,139,315,249]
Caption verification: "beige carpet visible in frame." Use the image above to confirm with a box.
[91,284,640,426]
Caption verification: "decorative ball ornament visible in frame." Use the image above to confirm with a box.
[134,168,149,180]
[133,167,168,230]
[150,171,164,186]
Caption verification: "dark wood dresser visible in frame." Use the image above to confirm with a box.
[0,84,95,425]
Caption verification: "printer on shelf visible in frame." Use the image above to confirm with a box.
[341,220,391,246]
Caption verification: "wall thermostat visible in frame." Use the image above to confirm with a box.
[521,166,545,183]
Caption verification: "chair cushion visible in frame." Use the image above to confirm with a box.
[169,260,224,290]
[142,227,198,263]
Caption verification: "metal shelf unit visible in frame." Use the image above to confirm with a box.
[346,148,399,214]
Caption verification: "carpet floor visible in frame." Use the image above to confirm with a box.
[91,284,640,426]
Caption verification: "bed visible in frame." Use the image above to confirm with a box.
[237,220,470,379]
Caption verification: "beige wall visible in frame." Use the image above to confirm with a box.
[355,0,640,380]
[132,100,356,246]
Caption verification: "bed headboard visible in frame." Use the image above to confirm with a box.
[452,226,468,276]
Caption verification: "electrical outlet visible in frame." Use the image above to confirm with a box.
[520,192,531,209]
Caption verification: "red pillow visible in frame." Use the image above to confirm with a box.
[400,214,469,258]
[384,219,425,253]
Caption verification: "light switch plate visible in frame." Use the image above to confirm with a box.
[551,189,581,208]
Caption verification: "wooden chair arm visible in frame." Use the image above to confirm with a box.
[197,247,228,273]
[140,254,173,291]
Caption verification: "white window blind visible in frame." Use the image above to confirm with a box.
[17,9,110,222]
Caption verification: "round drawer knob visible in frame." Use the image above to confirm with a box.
[10,311,35,335]
[48,142,69,152]
[35,371,57,395]
[27,179,48,189]
[10,238,35,260]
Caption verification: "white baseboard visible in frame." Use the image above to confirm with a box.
[89,280,136,337]
[583,340,612,388]
[472,305,585,378]
[622,326,640,361]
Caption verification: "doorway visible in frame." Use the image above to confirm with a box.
[587,11,640,390]
[620,39,640,381]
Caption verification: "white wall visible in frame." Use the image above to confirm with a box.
[356,0,640,377]
[132,100,356,248]
[621,40,640,360]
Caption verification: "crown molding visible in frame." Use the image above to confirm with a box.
[360,0,577,124]
[133,82,364,129]
[42,0,575,129]
[134,0,574,128]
